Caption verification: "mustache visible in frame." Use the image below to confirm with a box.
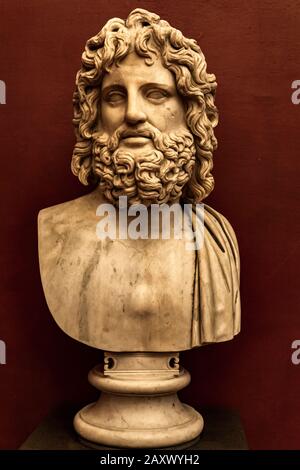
[93,125,196,163]
[103,123,162,151]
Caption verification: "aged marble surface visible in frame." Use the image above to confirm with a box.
[38,7,241,352]
[73,352,203,448]
[38,189,240,351]
[38,7,241,448]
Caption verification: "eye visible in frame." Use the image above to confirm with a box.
[145,89,169,102]
[104,91,126,104]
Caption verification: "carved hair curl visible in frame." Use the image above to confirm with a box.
[71,8,218,202]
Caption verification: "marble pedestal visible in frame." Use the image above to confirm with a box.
[73,352,203,448]
[20,406,248,450]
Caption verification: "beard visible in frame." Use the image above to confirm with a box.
[92,123,196,207]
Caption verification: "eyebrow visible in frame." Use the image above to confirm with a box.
[141,82,175,90]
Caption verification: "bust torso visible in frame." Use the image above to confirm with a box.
[38,9,241,353]
[39,190,240,351]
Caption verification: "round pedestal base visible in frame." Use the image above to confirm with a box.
[78,435,201,450]
[74,353,204,448]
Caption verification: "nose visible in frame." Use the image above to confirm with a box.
[125,91,147,126]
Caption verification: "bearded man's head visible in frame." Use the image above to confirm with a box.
[71,8,218,206]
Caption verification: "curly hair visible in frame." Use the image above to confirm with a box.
[71,8,218,203]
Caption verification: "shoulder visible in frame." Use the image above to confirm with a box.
[204,204,239,247]
[38,190,104,255]
[38,191,99,228]
[203,204,240,271]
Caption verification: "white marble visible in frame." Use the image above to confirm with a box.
[39,190,240,351]
[74,353,203,448]
[38,7,241,448]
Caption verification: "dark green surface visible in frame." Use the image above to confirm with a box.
[20,405,248,450]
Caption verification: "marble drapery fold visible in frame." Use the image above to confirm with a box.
[191,205,241,346]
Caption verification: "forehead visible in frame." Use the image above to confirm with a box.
[101,52,176,90]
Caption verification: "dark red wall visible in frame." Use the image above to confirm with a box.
[0,0,299,450]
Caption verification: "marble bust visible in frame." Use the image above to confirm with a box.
[38,8,241,448]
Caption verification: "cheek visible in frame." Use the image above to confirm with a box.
[162,105,186,131]
[101,104,124,131]
[149,105,184,132]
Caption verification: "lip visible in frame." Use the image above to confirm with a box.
[121,136,151,146]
